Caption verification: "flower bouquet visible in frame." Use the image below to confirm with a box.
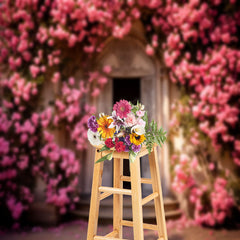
[87,100,167,163]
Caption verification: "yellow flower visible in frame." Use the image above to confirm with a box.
[130,133,146,146]
[97,115,115,139]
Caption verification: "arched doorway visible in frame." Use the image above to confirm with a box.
[95,37,158,196]
[81,36,171,200]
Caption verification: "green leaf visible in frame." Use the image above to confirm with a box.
[33,75,44,85]
[155,135,161,147]
[106,152,113,161]
[129,151,138,163]
[146,141,154,154]
[95,152,113,164]
[143,111,149,131]
[150,120,154,130]
[98,145,110,152]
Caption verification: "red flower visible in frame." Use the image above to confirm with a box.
[105,138,114,148]
[115,141,125,152]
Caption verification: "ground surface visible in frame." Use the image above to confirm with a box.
[0,220,240,240]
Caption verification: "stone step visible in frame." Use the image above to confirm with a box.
[76,196,179,211]
[71,206,182,222]
[71,196,181,222]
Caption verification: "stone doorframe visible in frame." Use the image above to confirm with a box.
[82,36,171,197]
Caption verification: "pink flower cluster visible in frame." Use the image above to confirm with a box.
[53,72,107,150]
[190,178,234,226]
[162,1,240,165]
[165,0,240,225]
[0,0,124,224]
[167,214,196,233]
[1,73,38,105]
[171,154,195,193]
[0,108,40,222]
[41,131,80,214]
[71,106,95,150]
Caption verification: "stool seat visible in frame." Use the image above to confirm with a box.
[87,145,168,240]
[95,144,150,159]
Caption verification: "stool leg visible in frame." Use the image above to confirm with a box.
[149,148,168,240]
[113,158,123,238]
[130,156,144,240]
[87,150,104,240]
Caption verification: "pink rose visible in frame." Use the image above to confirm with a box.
[51,72,60,83]
[20,133,28,144]
[125,113,137,127]
[136,110,145,117]
[146,44,154,56]
[91,88,100,97]
[103,65,112,73]
[137,118,146,127]
[208,163,215,170]
[29,65,40,78]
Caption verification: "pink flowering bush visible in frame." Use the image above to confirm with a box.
[0,0,240,227]
[190,177,235,226]
[0,0,111,224]
[165,0,240,226]
[169,99,239,226]
[41,131,80,215]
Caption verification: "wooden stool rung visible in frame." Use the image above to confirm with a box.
[120,176,152,184]
[120,220,158,231]
[104,230,118,237]
[142,192,159,206]
[94,236,128,240]
[99,192,112,201]
[99,186,132,196]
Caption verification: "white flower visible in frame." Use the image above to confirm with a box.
[140,104,145,110]
[87,129,103,146]
[108,111,116,128]
[131,125,145,135]
[116,131,125,137]
[136,110,145,117]
[99,112,105,118]
[108,110,124,131]
[137,118,146,127]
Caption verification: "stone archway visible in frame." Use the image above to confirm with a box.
[81,36,171,199]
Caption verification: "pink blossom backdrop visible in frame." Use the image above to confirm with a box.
[0,0,240,228]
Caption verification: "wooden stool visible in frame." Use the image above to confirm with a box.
[87,145,168,240]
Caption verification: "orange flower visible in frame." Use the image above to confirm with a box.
[97,115,115,139]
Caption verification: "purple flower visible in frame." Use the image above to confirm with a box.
[124,145,130,152]
[131,144,141,153]
[125,135,131,146]
[87,115,98,132]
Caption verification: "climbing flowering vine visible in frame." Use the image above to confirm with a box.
[0,0,240,227]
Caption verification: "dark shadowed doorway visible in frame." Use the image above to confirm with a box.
[113,78,141,189]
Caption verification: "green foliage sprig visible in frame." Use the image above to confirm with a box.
[143,111,167,153]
